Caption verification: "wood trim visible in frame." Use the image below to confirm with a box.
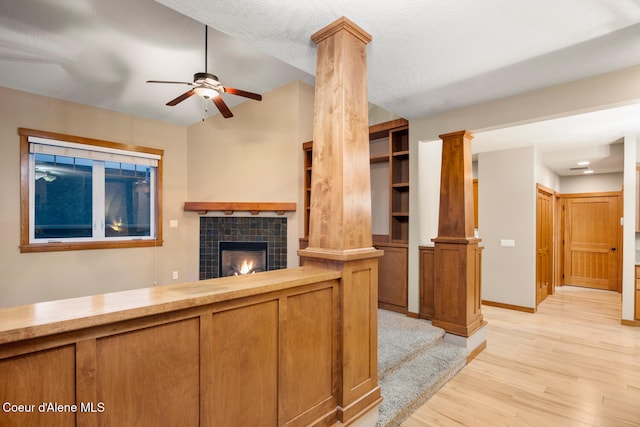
[482,300,536,313]
[621,319,640,327]
[183,202,296,215]
[18,128,164,253]
[556,190,622,198]
[18,127,164,156]
[368,118,409,139]
[536,182,555,196]
[20,239,164,253]
[310,16,372,44]
[467,340,486,363]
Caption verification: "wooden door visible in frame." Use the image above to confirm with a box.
[564,194,620,291]
[536,185,553,305]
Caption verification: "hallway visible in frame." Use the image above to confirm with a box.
[403,286,640,426]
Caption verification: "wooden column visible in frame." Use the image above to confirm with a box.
[432,130,486,337]
[298,16,383,424]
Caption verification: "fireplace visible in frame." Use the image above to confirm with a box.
[199,217,287,279]
[219,241,268,277]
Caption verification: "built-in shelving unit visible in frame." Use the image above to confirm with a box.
[301,118,410,313]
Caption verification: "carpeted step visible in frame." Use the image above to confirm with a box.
[376,310,468,427]
[377,310,445,379]
[376,341,467,427]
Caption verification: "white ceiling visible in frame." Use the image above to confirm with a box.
[1,0,640,175]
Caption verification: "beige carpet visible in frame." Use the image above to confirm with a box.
[377,310,467,427]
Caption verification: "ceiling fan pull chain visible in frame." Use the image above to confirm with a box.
[202,97,207,121]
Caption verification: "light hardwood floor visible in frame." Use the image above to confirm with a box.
[403,286,640,427]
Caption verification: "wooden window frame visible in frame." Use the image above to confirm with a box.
[19,128,164,253]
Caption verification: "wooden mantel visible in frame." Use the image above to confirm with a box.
[183,201,296,215]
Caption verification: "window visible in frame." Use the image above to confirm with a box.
[20,128,164,252]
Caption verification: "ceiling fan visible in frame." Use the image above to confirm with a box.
[146,25,262,119]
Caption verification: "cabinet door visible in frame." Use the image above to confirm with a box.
[378,245,408,309]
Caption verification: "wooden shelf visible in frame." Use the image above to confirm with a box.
[370,154,389,163]
[392,150,410,158]
[302,118,410,313]
[392,182,410,189]
[184,202,296,215]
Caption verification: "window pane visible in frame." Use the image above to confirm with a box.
[105,162,152,237]
[34,154,93,238]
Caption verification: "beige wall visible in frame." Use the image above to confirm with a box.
[0,87,189,308]
[0,81,315,308]
[185,81,315,273]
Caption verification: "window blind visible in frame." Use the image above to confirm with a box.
[28,136,160,167]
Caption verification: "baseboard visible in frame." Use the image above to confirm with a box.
[621,319,640,327]
[378,301,407,314]
[405,311,419,319]
[482,300,535,313]
[467,340,486,363]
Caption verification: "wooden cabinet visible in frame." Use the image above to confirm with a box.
[302,118,410,312]
[376,242,408,311]
[473,179,479,229]
[418,245,435,320]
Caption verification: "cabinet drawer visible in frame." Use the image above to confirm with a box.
[637,278,640,291]
[636,266,640,279]
[636,291,640,320]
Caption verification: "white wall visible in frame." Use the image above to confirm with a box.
[479,146,536,308]
[534,149,561,191]
[623,136,637,320]
[560,172,623,193]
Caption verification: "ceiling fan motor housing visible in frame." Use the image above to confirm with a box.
[194,72,219,86]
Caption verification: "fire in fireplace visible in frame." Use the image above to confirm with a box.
[219,241,268,277]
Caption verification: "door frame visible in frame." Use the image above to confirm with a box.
[557,191,623,292]
[536,183,555,308]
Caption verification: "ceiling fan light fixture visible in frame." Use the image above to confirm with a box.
[193,86,219,99]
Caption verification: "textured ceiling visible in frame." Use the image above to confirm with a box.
[1,0,640,175]
[158,0,640,120]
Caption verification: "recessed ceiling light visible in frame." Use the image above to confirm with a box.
[577,161,590,166]
[583,169,594,174]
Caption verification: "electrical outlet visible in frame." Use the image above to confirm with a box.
[170,220,178,228]
[172,271,179,280]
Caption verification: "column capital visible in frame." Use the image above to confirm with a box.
[311,16,372,45]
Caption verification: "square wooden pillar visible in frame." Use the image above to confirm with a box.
[298,17,382,424]
[432,131,486,337]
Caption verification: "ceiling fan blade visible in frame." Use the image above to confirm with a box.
[167,90,195,106]
[223,87,262,101]
[147,80,193,85]
[212,96,233,118]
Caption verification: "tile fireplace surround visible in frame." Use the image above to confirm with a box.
[199,217,287,279]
